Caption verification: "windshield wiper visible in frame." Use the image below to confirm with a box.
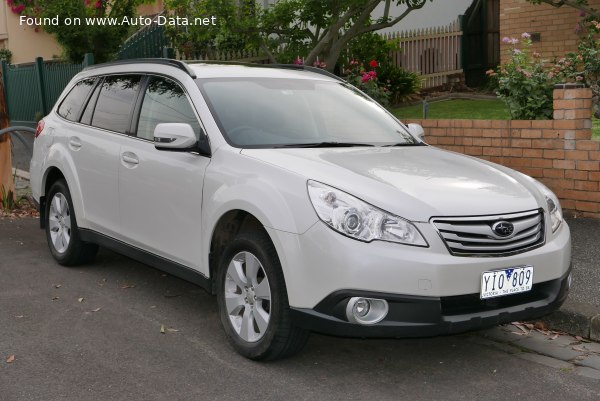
[380,142,426,147]
[275,142,376,148]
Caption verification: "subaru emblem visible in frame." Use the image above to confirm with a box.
[492,221,514,237]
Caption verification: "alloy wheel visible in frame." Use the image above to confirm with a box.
[224,251,272,342]
[48,193,71,254]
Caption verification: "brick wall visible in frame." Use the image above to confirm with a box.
[499,0,600,63]
[405,86,599,217]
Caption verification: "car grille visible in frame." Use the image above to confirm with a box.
[431,209,545,257]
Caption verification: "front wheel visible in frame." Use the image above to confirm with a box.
[216,230,309,360]
[45,179,98,266]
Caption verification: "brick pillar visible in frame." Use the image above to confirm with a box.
[553,83,593,134]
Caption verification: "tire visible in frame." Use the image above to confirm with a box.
[216,230,309,360]
[45,179,98,266]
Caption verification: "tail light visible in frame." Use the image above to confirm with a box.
[35,120,45,139]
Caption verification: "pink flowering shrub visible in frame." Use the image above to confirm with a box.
[343,59,390,107]
[489,33,566,119]
[564,17,600,118]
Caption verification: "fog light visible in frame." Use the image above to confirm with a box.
[346,297,389,325]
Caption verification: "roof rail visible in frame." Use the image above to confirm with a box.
[187,60,344,82]
[84,58,197,79]
[267,64,345,82]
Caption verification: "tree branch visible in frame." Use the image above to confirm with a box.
[357,6,417,34]
[531,0,598,16]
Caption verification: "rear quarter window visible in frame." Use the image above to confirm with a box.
[57,78,96,122]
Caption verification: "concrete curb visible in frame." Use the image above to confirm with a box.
[540,299,600,341]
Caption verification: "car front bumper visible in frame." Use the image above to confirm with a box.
[290,267,571,338]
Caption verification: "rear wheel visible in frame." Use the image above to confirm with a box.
[45,179,98,266]
[216,230,309,360]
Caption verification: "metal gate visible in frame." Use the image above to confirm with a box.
[462,0,500,87]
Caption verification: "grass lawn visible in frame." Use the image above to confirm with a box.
[390,98,600,139]
[391,99,510,120]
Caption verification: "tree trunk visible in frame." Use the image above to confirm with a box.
[0,80,14,200]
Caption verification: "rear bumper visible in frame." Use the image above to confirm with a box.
[291,266,571,338]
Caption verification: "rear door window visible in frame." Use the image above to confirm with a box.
[91,75,142,134]
[136,76,201,141]
[57,78,96,122]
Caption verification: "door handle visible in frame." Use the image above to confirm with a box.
[121,152,139,165]
[68,137,82,150]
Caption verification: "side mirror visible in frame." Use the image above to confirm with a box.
[407,123,426,143]
[154,123,211,156]
[154,123,197,150]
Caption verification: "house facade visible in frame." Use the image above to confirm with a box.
[499,0,600,62]
[0,2,62,64]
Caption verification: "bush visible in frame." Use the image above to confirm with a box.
[565,19,600,118]
[346,32,397,67]
[343,60,390,107]
[489,33,564,120]
[378,65,421,104]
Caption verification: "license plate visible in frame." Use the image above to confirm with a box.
[480,265,534,299]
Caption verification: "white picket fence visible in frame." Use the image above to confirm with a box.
[382,18,463,89]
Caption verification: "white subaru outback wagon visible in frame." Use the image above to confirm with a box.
[30,59,571,360]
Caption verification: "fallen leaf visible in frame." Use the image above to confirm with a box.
[534,321,547,330]
[15,315,24,319]
[549,334,560,340]
[52,296,60,301]
[512,323,529,334]
[90,307,102,313]
[572,346,586,352]
[167,328,180,333]
[54,284,62,289]
[524,323,534,330]
[160,324,165,334]
[78,297,84,303]
[121,284,136,289]
[6,355,15,363]
[510,331,526,336]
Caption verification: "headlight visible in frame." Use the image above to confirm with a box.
[532,180,563,232]
[307,180,428,246]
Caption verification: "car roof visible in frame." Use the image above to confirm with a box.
[81,59,342,82]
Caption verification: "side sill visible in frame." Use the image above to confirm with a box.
[79,229,212,293]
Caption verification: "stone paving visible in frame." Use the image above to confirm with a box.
[476,325,600,379]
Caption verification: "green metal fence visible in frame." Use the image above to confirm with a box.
[118,23,168,59]
[116,19,270,63]
[1,54,94,127]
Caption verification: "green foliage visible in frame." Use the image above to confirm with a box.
[165,0,434,70]
[0,48,12,64]
[378,65,421,104]
[564,19,600,117]
[1,184,15,212]
[490,34,565,120]
[7,0,151,63]
[164,0,261,58]
[346,32,396,67]
[344,60,390,107]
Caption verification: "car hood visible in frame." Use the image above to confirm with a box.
[241,146,542,221]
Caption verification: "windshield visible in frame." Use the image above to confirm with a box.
[196,78,419,148]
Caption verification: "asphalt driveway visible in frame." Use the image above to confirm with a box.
[1,217,599,400]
